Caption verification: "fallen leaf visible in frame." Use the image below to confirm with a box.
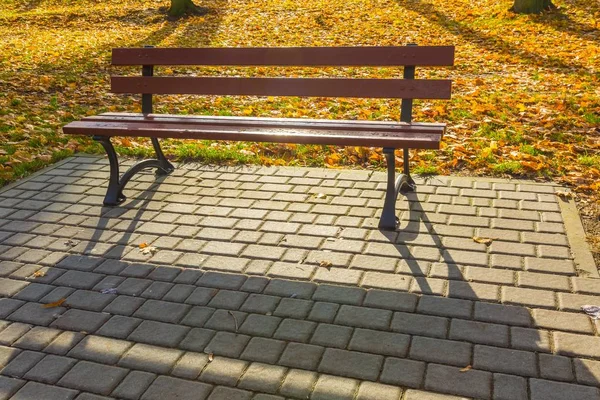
[139,242,149,249]
[43,298,66,308]
[460,365,472,372]
[64,239,79,247]
[313,193,327,199]
[555,191,575,199]
[319,260,333,270]
[28,270,46,279]
[208,353,214,362]
[473,236,494,245]
[140,246,158,255]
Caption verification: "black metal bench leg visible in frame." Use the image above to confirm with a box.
[94,136,175,206]
[151,137,175,175]
[378,147,416,231]
[94,136,126,206]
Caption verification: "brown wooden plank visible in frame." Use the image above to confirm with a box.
[85,113,446,134]
[111,77,452,99]
[63,120,442,149]
[112,46,455,67]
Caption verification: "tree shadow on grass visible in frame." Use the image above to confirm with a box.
[529,8,600,46]
[395,0,593,75]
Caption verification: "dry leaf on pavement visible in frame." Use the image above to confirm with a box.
[473,236,494,245]
[460,365,472,372]
[43,298,66,308]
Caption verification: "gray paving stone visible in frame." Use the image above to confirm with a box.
[264,279,316,299]
[179,328,215,353]
[474,302,532,327]
[23,355,77,384]
[313,284,365,305]
[493,373,527,400]
[208,290,249,310]
[185,287,218,306]
[0,299,25,319]
[103,296,145,316]
[240,337,286,364]
[380,357,426,388]
[12,326,61,351]
[181,306,216,327]
[133,300,190,324]
[116,278,153,297]
[51,309,110,333]
[128,320,189,348]
[391,311,448,338]
[204,309,247,332]
[349,328,410,357]
[238,362,287,393]
[308,302,340,323]
[44,331,85,356]
[363,289,418,312]
[279,369,318,399]
[449,319,509,347]
[207,387,252,400]
[355,381,403,400]
[0,323,32,347]
[410,336,472,367]
[529,378,600,400]
[318,348,383,381]
[118,343,183,375]
[0,375,25,399]
[66,290,116,311]
[539,354,574,382]
[511,327,552,353]
[205,331,250,358]
[425,364,492,399]
[0,279,29,297]
[310,323,353,349]
[8,302,66,326]
[474,345,537,377]
[279,342,325,370]
[311,375,358,400]
[58,361,128,396]
[199,357,248,386]
[96,315,142,339]
[171,352,210,380]
[142,281,175,300]
[0,350,45,378]
[11,381,77,400]
[273,319,316,342]
[68,335,132,364]
[141,376,212,400]
[112,370,156,400]
[334,305,391,330]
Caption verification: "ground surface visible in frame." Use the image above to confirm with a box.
[1,0,599,258]
[0,156,600,399]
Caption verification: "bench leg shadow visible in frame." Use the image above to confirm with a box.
[94,135,175,206]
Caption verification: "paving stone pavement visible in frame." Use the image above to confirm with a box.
[0,155,599,399]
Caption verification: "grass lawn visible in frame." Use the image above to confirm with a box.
[0,0,599,255]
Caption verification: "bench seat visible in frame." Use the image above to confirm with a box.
[65,113,445,149]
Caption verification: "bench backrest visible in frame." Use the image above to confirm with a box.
[111,46,454,100]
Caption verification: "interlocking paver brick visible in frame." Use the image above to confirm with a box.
[199,357,248,386]
[1,350,45,378]
[475,302,532,327]
[529,378,600,400]
[171,352,209,380]
[198,271,246,289]
[141,376,212,400]
[334,305,391,330]
[238,362,287,393]
[391,311,448,338]
[112,370,156,400]
[13,326,61,351]
[0,375,25,399]
[532,309,593,334]
[349,328,410,357]
[66,290,115,311]
[7,303,66,326]
[43,331,85,356]
[272,298,312,319]
[410,336,472,367]
[473,345,537,377]
[449,319,509,347]
[380,357,425,388]
[133,300,190,324]
[264,279,316,299]
[240,294,280,314]
[141,281,174,299]
[11,381,77,400]
[559,293,600,312]
[319,348,383,381]
[554,332,600,358]
[0,279,29,297]
[205,331,250,358]
[360,271,411,291]
[204,309,247,332]
[410,277,446,295]
[207,387,252,400]
[68,335,132,364]
[311,374,359,400]
[0,299,25,320]
[518,271,570,292]
[240,337,286,364]
[573,358,600,386]
[525,257,575,275]
[539,354,574,382]
[179,328,215,352]
[271,318,314,342]
[279,369,318,399]
[51,309,110,333]
[511,327,551,353]
[417,295,473,319]
[239,314,282,337]
[118,343,183,374]
[493,373,527,400]
[310,323,353,349]
[58,361,128,396]
[279,342,324,370]
[425,364,492,399]
[180,306,215,327]
[0,324,32,347]
[128,320,189,348]
[103,296,145,316]
[116,278,152,297]
[23,355,77,385]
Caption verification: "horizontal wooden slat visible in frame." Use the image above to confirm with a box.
[111,77,452,99]
[112,46,455,67]
[63,119,444,149]
[85,113,447,134]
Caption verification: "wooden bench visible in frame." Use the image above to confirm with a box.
[63,45,455,230]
